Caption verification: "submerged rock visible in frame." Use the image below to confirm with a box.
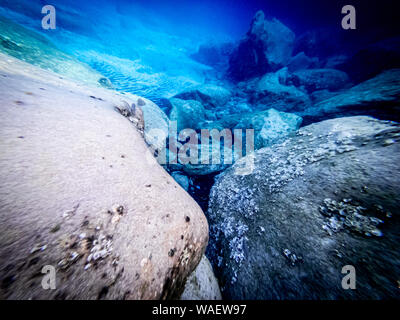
[287,68,350,93]
[235,108,302,149]
[207,116,400,299]
[200,108,302,150]
[169,98,206,132]
[0,54,208,300]
[181,143,237,176]
[173,84,232,109]
[228,10,295,81]
[337,37,400,83]
[293,28,352,61]
[200,108,302,149]
[140,97,170,158]
[171,172,190,191]
[287,52,319,72]
[301,69,400,124]
[190,42,235,71]
[181,255,222,300]
[246,70,311,112]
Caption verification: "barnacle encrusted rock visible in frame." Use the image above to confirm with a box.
[207,116,400,299]
[0,54,208,300]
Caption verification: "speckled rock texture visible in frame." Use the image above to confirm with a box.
[207,116,400,299]
[181,255,222,300]
[0,54,209,300]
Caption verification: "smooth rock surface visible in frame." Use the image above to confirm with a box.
[181,255,222,300]
[0,54,208,300]
[171,172,190,191]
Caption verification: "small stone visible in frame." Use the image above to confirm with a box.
[168,249,175,257]
[383,139,395,146]
[137,98,146,106]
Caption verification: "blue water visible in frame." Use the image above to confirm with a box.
[1,0,397,105]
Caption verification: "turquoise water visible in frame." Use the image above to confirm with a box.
[1,0,397,105]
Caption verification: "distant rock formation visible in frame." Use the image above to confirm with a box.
[337,37,400,83]
[301,69,400,124]
[228,10,295,81]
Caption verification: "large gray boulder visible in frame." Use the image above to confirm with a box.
[181,255,222,300]
[207,116,400,299]
[0,54,209,300]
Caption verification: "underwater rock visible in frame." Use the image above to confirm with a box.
[173,84,232,109]
[293,28,352,60]
[169,98,206,132]
[337,36,400,83]
[0,54,208,300]
[287,52,319,72]
[140,97,170,159]
[181,142,238,176]
[309,89,339,104]
[228,10,295,81]
[171,172,190,191]
[98,77,113,89]
[199,108,301,150]
[190,42,235,71]
[180,255,222,300]
[301,69,400,124]
[200,107,301,149]
[235,108,302,149]
[244,70,311,112]
[286,68,350,93]
[207,116,400,299]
